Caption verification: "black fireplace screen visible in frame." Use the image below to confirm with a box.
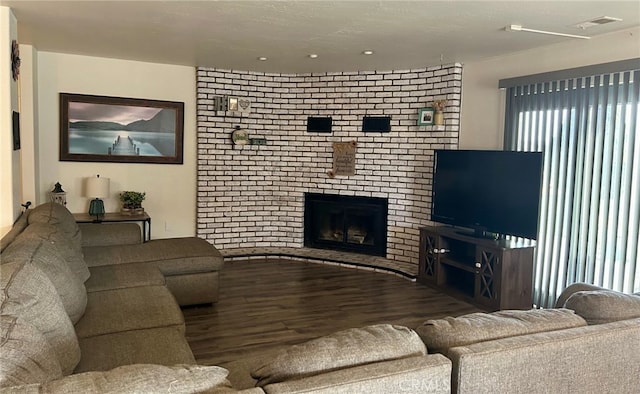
[304,193,388,256]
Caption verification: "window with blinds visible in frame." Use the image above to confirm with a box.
[502,63,639,308]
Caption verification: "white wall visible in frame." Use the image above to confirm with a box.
[0,7,21,236]
[34,52,197,238]
[460,27,640,149]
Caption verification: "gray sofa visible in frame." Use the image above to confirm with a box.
[0,202,231,392]
[0,203,451,393]
[222,287,640,394]
[2,202,639,393]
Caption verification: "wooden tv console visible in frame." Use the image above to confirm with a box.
[418,226,535,311]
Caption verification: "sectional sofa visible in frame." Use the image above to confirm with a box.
[1,202,639,393]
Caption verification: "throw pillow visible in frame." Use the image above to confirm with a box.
[250,324,426,387]
[564,290,640,324]
[416,308,587,354]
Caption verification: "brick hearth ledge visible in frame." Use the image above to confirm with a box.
[221,247,417,281]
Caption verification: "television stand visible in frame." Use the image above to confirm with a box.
[454,227,499,240]
[418,225,535,310]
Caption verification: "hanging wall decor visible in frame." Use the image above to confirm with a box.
[59,93,184,164]
[332,141,357,176]
[11,40,20,81]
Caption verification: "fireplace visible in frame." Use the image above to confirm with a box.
[304,193,388,257]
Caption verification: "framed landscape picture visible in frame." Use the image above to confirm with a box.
[59,93,184,164]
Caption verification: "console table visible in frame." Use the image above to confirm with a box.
[73,212,151,242]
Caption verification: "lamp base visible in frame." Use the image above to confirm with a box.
[88,198,105,222]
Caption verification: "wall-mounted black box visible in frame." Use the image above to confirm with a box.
[307,116,333,133]
[362,116,391,132]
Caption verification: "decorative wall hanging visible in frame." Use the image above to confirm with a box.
[231,126,249,145]
[11,40,20,81]
[12,111,20,150]
[332,141,357,177]
[417,107,434,126]
[59,93,184,164]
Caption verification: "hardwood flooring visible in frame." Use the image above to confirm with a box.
[183,258,482,367]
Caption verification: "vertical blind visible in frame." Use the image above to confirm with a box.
[504,68,640,308]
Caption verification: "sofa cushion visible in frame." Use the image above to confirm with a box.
[82,237,223,274]
[250,324,426,387]
[0,262,81,375]
[27,203,82,251]
[0,316,63,388]
[564,290,640,324]
[5,365,232,394]
[21,222,90,283]
[84,264,165,293]
[76,326,195,373]
[415,308,587,354]
[2,235,87,324]
[79,222,142,247]
[74,285,185,339]
[261,355,451,394]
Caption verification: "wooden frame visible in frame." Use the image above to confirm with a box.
[417,107,434,126]
[60,93,184,164]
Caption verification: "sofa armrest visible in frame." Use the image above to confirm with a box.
[0,364,233,393]
[261,355,451,394]
[448,318,640,394]
[555,282,608,307]
[79,223,142,247]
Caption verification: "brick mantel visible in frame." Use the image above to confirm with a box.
[196,65,461,269]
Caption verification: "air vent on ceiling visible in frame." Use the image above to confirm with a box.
[574,16,622,30]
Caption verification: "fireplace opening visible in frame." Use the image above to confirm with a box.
[304,193,388,257]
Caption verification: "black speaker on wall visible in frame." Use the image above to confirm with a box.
[362,116,391,132]
[307,116,332,133]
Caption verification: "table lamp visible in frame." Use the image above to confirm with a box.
[86,174,110,222]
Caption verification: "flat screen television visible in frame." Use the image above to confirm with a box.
[431,149,543,239]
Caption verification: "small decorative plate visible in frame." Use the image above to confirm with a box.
[231,127,249,145]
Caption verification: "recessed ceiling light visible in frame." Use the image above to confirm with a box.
[362,50,374,55]
[257,57,268,61]
[308,54,318,59]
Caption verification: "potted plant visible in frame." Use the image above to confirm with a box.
[119,191,146,215]
[432,99,448,125]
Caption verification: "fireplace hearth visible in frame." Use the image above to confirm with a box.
[304,193,388,257]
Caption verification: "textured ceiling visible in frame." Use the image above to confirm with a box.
[2,1,639,73]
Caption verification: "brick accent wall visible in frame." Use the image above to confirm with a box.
[196,64,461,268]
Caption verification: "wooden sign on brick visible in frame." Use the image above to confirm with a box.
[333,141,357,176]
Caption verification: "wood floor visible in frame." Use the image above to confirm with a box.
[183,258,482,367]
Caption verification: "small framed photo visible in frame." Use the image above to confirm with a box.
[418,107,434,126]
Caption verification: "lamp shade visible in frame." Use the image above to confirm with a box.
[86,175,110,198]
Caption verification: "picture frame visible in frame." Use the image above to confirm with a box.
[59,93,184,164]
[418,107,434,126]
